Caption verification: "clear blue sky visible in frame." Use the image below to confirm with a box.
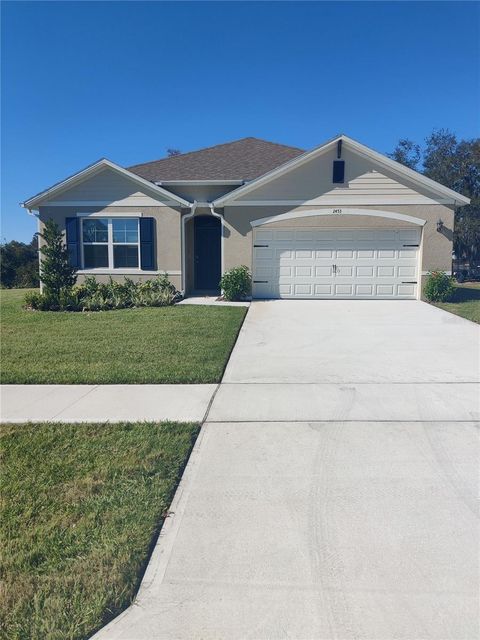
[2,1,479,242]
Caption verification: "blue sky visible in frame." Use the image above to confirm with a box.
[2,1,479,242]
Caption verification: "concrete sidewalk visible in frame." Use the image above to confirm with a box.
[0,384,217,423]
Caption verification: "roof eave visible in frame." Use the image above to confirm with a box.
[213,134,470,207]
[22,159,192,210]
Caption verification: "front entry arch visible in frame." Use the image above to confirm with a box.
[194,216,221,292]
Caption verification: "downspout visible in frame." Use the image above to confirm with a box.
[181,200,197,294]
[209,203,225,280]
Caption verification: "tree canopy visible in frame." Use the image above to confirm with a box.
[389,129,480,265]
[0,236,39,288]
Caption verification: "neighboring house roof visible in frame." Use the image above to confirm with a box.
[213,135,471,207]
[128,137,305,182]
[21,158,191,210]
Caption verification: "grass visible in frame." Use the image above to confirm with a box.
[432,282,480,323]
[0,289,246,383]
[0,420,200,640]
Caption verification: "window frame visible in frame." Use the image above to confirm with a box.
[80,216,141,271]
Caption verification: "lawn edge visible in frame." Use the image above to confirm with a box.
[90,422,208,639]
[426,300,480,325]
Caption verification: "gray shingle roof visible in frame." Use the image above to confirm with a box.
[128,137,305,182]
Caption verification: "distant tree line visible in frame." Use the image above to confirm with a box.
[0,236,40,288]
[388,129,480,266]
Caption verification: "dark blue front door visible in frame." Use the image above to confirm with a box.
[194,216,221,292]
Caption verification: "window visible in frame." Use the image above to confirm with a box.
[82,217,140,269]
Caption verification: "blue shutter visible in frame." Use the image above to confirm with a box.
[139,217,155,270]
[332,160,345,184]
[65,217,81,268]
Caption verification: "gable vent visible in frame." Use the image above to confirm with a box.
[333,160,345,183]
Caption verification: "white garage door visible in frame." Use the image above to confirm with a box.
[252,227,420,299]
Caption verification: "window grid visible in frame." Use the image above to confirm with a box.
[81,218,140,270]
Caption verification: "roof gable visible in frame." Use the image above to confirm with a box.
[22,159,190,210]
[213,135,470,207]
[128,137,305,182]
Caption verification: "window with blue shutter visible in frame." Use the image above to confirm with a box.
[139,217,155,270]
[65,217,81,268]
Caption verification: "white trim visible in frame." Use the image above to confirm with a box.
[77,270,181,276]
[213,134,470,207]
[209,204,225,279]
[250,208,427,228]
[158,180,244,186]
[44,200,179,207]
[181,201,197,292]
[225,196,450,206]
[22,158,191,209]
[80,216,141,271]
[76,211,143,217]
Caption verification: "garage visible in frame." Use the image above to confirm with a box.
[252,227,421,299]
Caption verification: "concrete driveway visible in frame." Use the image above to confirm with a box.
[96,301,480,640]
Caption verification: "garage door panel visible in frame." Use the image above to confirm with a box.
[378,266,395,277]
[398,248,417,258]
[398,266,416,277]
[315,266,334,276]
[254,247,274,260]
[295,283,313,295]
[356,266,374,277]
[377,284,395,296]
[356,284,375,296]
[252,227,419,299]
[357,249,375,258]
[314,284,334,295]
[336,266,353,276]
[254,230,274,242]
[279,266,293,276]
[294,266,312,276]
[397,284,416,296]
[335,284,354,295]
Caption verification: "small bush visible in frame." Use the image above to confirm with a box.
[38,219,77,297]
[24,275,179,312]
[424,271,456,302]
[220,265,251,301]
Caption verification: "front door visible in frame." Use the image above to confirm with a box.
[194,216,221,292]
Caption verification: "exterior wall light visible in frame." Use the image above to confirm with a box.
[436,218,444,232]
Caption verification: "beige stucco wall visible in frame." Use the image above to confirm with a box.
[223,204,455,276]
[38,204,184,290]
[37,200,454,296]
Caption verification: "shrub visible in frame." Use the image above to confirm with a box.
[423,271,455,302]
[24,275,179,312]
[38,220,77,297]
[220,265,251,301]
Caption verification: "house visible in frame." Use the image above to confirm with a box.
[22,135,470,300]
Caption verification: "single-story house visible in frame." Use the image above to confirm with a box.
[22,135,470,299]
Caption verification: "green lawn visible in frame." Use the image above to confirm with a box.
[432,282,480,324]
[0,289,246,383]
[0,421,200,640]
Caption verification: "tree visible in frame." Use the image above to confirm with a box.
[38,219,77,297]
[387,139,421,170]
[389,129,480,265]
[166,148,181,156]
[0,236,39,288]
